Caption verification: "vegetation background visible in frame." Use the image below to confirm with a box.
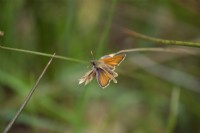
[0,0,200,132]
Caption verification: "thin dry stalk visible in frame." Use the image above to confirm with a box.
[117,47,200,56]
[3,53,55,133]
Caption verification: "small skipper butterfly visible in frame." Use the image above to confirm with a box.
[79,53,126,88]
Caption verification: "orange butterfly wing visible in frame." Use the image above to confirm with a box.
[99,53,126,69]
[96,68,112,88]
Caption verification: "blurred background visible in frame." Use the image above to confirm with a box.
[0,0,200,132]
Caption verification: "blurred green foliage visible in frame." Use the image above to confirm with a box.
[0,0,200,132]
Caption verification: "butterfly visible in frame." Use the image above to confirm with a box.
[79,53,126,88]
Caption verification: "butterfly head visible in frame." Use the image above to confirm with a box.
[91,60,97,68]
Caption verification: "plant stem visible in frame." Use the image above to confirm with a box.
[116,47,199,55]
[123,28,200,48]
[0,45,87,64]
[3,54,55,133]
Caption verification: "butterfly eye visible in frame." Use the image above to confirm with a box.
[91,61,96,66]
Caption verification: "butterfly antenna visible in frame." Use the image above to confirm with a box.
[91,50,95,60]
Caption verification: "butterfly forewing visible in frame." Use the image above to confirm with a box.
[100,53,126,69]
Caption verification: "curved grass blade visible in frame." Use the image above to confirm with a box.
[3,53,55,133]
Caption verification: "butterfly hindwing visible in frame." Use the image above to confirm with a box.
[96,68,111,88]
[79,69,96,85]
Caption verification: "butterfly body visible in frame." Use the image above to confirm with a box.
[79,53,126,88]
[91,60,101,68]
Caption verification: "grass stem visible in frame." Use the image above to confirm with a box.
[3,53,55,133]
[0,45,87,64]
[123,28,200,48]
[117,47,200,55]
